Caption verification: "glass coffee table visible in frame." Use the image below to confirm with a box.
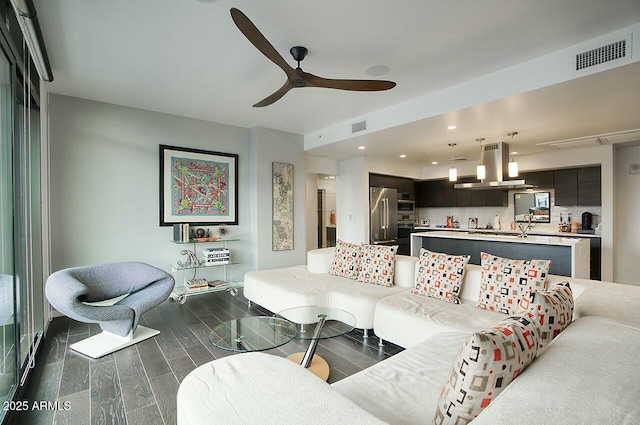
[209,307,356,381]
[209,316,298,352]
[274,306,356,381]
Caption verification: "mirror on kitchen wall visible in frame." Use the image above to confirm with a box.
[514,192,551,223]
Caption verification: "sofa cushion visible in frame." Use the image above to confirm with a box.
[332,331,469,425]
[476,252,551,315]
[329,240,363,279]
[307,247,339,274]
[471,317,640,425]
[519,282,574,351]
[411,249,471,304]
[373,291,505,348]
[177,352,388,425]
[433,311,540,425]
[357,244,398,287]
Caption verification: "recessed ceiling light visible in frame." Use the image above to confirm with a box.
[400,154,406,158]
[365,65,391,77]
[447,125,457,130]
[329,176,335,179]
[511,151,519,155]
[432,161,438,165]
[358,146,366,150]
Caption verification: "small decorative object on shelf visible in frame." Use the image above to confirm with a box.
[217,225,230,239]
[177,249,204,268]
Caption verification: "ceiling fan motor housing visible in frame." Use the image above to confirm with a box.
[289,46,308,63]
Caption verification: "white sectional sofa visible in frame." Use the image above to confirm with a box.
[178,247,640,425]
[244,247,419,332]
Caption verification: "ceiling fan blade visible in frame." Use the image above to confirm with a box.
[230,8,297,80]
[253,81,293,107]
[304,72,396,91]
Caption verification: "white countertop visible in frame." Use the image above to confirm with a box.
[412,231,586,246]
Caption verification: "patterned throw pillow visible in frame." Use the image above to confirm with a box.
[411,249,471,304]
[476,252,551,315]
[519,282,574,351]
[433,311,540,425]
[357,244,398,286]
[328,240,362,279]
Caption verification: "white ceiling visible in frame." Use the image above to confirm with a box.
[35,0,640,166]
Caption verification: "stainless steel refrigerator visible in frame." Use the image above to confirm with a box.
[370,187,398,245]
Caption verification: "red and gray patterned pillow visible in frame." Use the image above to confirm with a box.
[476,252,551,315]
[328,240,362,279]
[357,244,398,286]
[412,249,471,304]
[519,282,574,351]
[433,311,540,425]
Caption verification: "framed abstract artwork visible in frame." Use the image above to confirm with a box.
[159,145,238,226]
[272,162,294,251]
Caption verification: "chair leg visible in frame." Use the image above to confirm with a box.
[70,326,160,358]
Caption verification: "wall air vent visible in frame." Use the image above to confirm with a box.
[573,34,632,75]
[352,120,367,133]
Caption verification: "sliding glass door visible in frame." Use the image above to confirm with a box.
[14,73,44,374]
[0,44,16,410]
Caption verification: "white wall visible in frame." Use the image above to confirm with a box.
[48,95,253,282]
[337,157,369,243]
[249,127,306,270]
[614,143,640,285]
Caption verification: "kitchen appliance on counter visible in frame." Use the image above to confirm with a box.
[579,211,595,234]
[370,187,398,246]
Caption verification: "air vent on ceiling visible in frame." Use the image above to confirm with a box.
[352,120,367,133]
[573,34,632,75]
[537,129,640,150]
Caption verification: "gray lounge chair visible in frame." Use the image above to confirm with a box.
[45,262,174,358]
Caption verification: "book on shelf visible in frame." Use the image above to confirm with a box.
[207,280,229,287]
[205,259,229,266]
[173,223,191,242]
[185,278,208,289]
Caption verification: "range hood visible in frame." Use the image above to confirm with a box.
[454,142,533,190]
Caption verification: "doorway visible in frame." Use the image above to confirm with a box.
[317,175,337,248]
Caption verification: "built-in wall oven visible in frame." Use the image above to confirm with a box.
[396,200,415,255]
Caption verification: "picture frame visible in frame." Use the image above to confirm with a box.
[159,145,238,226]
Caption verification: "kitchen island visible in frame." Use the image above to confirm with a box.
[411,231,590,278]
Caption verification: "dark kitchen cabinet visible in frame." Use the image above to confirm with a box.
[577,167,601,205]
[554,166,601,206]
[523,170,554,188]
[369,174,416,200]
[416,180,456,207]
[369,173,396,188]
[415,178,506,208]
[471,190,487,207]
[395,177,416,199]
[553,169,578,206]
[455,188,472,207]
[485,190,508,206]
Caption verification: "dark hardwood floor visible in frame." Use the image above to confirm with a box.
[11,290,402,425]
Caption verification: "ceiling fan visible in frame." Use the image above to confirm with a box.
[230,8,396,107]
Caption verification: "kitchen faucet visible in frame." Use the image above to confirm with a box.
[517,214,534,238]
